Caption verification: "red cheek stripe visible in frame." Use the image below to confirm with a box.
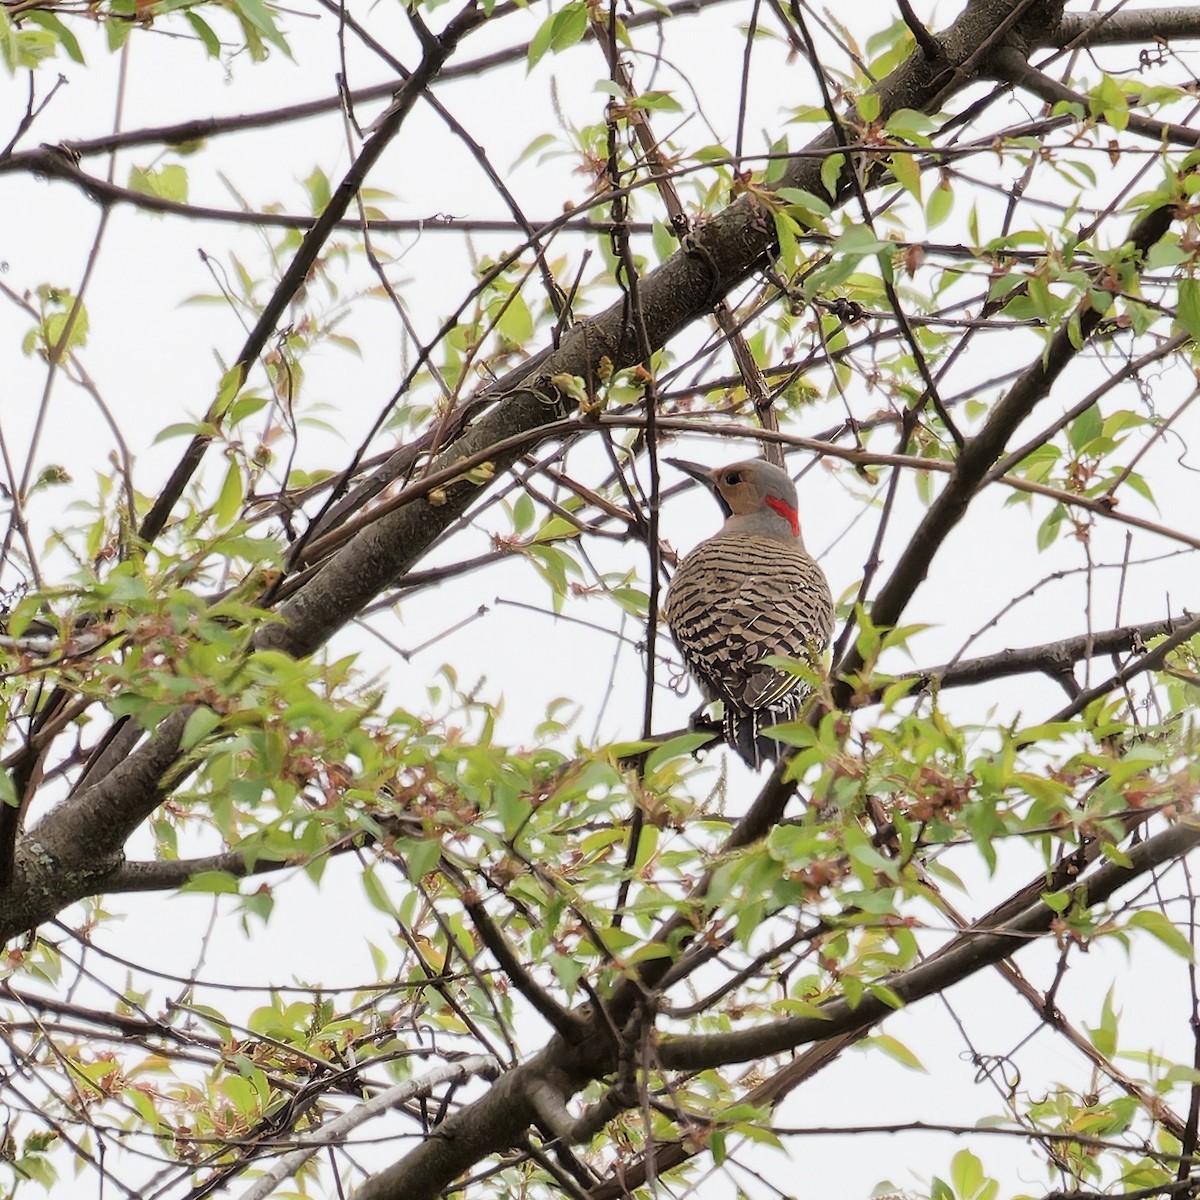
[765,496,799,537]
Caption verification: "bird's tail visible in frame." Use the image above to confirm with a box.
[725,698,802,769]
[724,709,774,769]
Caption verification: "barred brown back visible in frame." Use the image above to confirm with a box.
[664,531,833,767]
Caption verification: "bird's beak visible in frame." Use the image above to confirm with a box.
[664,458,731,518]
[664,458,716,489]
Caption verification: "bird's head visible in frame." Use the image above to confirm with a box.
[665,457,802,542]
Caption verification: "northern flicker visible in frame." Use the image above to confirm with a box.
[662,457,834,768]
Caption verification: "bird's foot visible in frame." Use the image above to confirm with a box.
[687,704,721,736]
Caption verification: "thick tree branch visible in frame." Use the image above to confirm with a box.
[236,1056,500,1200]
[138,1,487,546]
[908,615,1194,694]
[831,189,1181,707]
[992,46,1200,148]
[1048,612,1200,723]
[256,0,1065,666]
[352,1023,618,1200]
[1,708,192,939]
[658,818,1200,1071]
[1047,7,1200,47]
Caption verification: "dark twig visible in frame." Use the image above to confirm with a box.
[896,0,942,60]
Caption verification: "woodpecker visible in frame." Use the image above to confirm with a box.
[662,457,834,768]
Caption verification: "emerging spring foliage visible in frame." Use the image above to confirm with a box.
[1,1,1200,1198]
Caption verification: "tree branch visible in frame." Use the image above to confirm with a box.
[235,1056,500,1200]
[255,0,1065,666]
[831,181,1182,707]
[908,615,1193,694]
[1046,7,1200,48]
[138,1,486,546]
[459,886,588,1041]
[1048,612,1200,723]
[658,817,1200,1071]
[991,46,1200,148]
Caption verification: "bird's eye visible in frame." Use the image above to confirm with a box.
[724,471,742,485]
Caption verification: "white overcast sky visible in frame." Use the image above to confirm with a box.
[3,1,1200,1196]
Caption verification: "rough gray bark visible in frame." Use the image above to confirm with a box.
[0,0,1082,955]
[1051,6,1200,46]
[355,818,1200,1200]
[4,1,1197,1195]
[4,0,1051,942]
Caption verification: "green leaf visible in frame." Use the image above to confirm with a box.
[866,982,904,1008]
[773,209,799,271]
[181,706,222,751]
[889,151,921,201]
[528,2,586,69]
[229,0,291,56]
[127,1087,166,1131]
[709,1129,726,1165]
[949,1147,997,1200]
[526,10,556,70]
[926,177,953,227]
[833,225,888,256]
[1067,403,1103,453]
[1176,277,1200,342]
[611,586,648,618]
[214,364,244,417]
[631,823,658,871]
[1036,503,1065,551]
[0,11,57,69]
[128,164,189,204]
[549,3,588,53]
[884,108,936,140]
[214,459,244,527]
[820,152,844,199]
[511,493,535,534]
[1128,910,1193,960]
[496,290,533,343]
[531,515,580,544]
[153,421,212,443]
[775,187,832,220]
[228,394,269,424]
[403,836,442,880]
[631,90,682,112]
[106,9,131,52]
[185,11,221,57]
[645,732,710,773]
[361,866,397,916]
[180,871,241,895]
[1086,987,1119,1058]
[33,287,90,355]
[23,11,84,63]
[1147,234,1188,269]
[305,167,331,214]
[864,1032,926,1071]
[0,769,17,809]
[0,7,19,72]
